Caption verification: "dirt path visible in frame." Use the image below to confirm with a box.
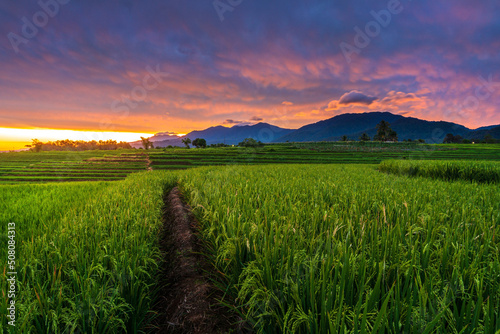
[146,155,153,171]
[151,187,249,334]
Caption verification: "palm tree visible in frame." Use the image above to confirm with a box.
[374,120,397,141]
[182,138,192,148]
[29,139,43,152]
[140,137,153,150]
[374,120,390,141]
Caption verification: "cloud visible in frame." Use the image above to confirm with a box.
[371,91,432,113]
[153,131,179,137]
[223,119,245,125]
[327,101,339,110]
[325,90,377,112]
[282,101,294,106]
[339,91,378,106]
[322,90,432,120]
[379,91,422,105]
[224,117,263,126]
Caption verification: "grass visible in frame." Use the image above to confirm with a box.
[380,160,500,184]
[0,172,177,333]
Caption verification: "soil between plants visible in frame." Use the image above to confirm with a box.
[150,187,250,334]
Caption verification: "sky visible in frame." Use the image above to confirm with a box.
[0,0,499,150]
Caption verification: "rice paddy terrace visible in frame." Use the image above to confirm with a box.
[0,151,149,183]
[149,143,500,170]
[1,144,499,183]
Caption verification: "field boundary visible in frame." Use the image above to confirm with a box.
[150,187,249,333]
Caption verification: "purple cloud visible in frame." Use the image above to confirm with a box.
[339,91,378,105]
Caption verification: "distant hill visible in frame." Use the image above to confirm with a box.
[136,123,294,148]
[466,125,500,140]
[274,112,404,143]
[131,112,499,148]
[474,125,499,131]
[185,123,293,145]
[129,132,185,148]
[338,117,471,143]
[274,112,500,143]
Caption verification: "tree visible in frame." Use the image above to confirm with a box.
[443,134,454,143]
[484,134,496,144]
[28,139,43,152]
[443,134,463,144]
[359,133,370,141]
[341,135,348,142]
[210,143,229,148]
[192,138,207,148]
[238,138,263,147]
[388,130,398,142]
[374,120,397,142]
[140,137,153,150]
[182,138,192,148]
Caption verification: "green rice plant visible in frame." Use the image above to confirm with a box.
[0,171,178,333]
[179,164,500,333]
[1,157,499,333]
[379,160,500,184]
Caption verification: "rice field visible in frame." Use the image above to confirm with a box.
[0,172,177,333]
[180,165,500,333]
[1,144,499,181]
[0,151,149,183]
[379,160,500,184]
[148,143,500,170]
[1,145,499,333]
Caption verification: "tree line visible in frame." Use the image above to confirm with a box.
[355,120,399,142]
[175,137,264,149]
[443,133,498,144]
[27,139,132,152]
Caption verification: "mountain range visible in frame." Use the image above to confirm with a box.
[130,112,500,148]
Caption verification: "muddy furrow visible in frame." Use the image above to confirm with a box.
[151,187,249,334]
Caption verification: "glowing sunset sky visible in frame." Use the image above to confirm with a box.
[0,0,499,150]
